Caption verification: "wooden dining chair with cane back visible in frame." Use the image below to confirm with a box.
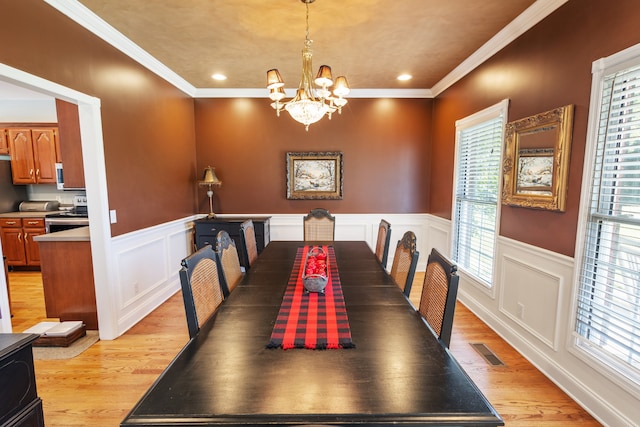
[179,245,225,339]
[239,219,258,269]
[303,208,335,241]
[418,248,459,348]
[389,231,419,298]
[375,219,392,270]
[216,230,244,297]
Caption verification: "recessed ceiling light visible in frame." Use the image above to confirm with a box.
[397,74,412,81]
[211,73,227,81]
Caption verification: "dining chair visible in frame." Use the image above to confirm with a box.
[179,245,225,339]
[418,248,459,348]
[303,208,335,241]
[389,231,419,298]
[375,219,392,269]
[216,230,244,297]
[239,219,258,269]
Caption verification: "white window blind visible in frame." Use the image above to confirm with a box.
[453,105,505,286]
[576,63,640,382]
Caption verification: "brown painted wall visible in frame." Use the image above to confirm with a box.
[0,0,197,236]
[430,0,640,256]
[194,98,431,214]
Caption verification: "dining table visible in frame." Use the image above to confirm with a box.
[121,241,503,427]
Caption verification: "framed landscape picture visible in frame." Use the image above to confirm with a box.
[286,151,343,200]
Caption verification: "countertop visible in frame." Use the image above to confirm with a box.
[33,226,90,242]
[0,211,58,218]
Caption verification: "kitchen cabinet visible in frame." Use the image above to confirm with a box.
[6,127,59,185]
[0,334,45,427]
[0,129,7,154]
[36,230,98,329]
[194,216,271,269]
[55,99,85,189]
[0,218,45,267]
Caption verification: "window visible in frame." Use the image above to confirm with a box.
[452,100,508,287]
[575,52,640,385]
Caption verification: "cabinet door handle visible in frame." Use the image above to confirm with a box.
[18,232,22,241]
[27,221,39,225]
[36,169,40,177]
[5,221,17,225]
[29,169,34,177]
[24,232,28,239]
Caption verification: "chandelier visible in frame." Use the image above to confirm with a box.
[266,0,350,131]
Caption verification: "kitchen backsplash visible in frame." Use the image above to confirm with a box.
[27,184,86,207]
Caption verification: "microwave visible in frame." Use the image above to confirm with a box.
[55,162,64,190]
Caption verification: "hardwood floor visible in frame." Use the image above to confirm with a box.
[6,270,602,426]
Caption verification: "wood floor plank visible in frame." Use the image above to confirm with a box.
[6,270,602,426]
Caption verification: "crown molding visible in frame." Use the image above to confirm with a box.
[45,0,567,100]
[431,0,569,96]
[44,0,197,97]
[193,88,433,99]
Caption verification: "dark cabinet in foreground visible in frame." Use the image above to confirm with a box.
[0,334,44,427]
[194,216,271,269]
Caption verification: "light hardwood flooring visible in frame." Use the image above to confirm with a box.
[6,270,601,427]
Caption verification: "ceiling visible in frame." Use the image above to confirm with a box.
[67,0,547,94]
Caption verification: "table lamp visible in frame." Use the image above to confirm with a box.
[198,166,222,218]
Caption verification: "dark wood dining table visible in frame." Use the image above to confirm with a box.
[121,241,503,427]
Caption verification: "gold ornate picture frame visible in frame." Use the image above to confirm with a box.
[286,151,343,200]
[502,104,574,212]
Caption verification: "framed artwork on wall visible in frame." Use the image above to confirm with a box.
[502,104,574,212]
[286,151,343,200]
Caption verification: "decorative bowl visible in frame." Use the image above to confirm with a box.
[302,246,328,293]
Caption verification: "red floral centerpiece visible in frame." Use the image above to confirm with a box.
[302,246,328,293]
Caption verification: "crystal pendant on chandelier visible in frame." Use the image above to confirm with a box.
[266,0,349,131]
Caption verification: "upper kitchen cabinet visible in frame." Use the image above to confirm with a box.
[7,127,59,184]
[55,99,85,189]
[0,127,7,154]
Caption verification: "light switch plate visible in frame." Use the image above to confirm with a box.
[109,209,117,224]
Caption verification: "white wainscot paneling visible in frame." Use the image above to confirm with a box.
[498,254,562,350]
[112,217,195,335]
[266,213,432,271]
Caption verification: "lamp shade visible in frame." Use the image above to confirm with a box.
[333,76,350,97]
[198,166,222,187]
[314,65,333,87]
[266,69,284,89]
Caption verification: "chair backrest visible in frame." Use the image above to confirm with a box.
[216,230,243,297]
[179,245,225,339]
[375,219,392,269]
[303,208,335,241]
[418,248,460,348]
[389,231,419,297]
[239,219,259,268]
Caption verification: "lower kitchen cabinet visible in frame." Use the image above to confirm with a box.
[0,334,45,427]
[0,218,45,267]
[36,236,98,330]
[194,216,271,269]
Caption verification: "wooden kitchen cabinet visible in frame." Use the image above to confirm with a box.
[0,218,45,267]
[0,129,8,154]
[37,237,98,330]
[55,99,85,189]
[6,127,58,185]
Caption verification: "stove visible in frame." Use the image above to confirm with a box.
[44,195,89,233]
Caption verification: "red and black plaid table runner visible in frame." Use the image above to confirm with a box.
[267,245,355,350]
